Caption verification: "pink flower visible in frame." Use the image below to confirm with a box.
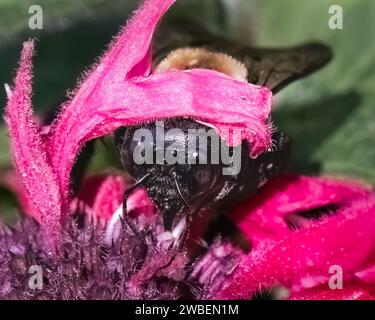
[4,0,272,245]
[214,175,375,300]
[2,0,375,301]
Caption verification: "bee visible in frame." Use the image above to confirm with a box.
[114,19,332,234]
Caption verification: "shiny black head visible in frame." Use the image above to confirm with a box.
[115,118,290,229]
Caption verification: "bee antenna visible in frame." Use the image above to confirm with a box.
[174,176,189,210]
[173,176,192,249]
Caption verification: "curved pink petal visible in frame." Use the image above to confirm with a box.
[104,69,271,152]
[217,177,375,299]
[230,175,372,248]
[4,41,61,243]
[46,0,273,216]
[47,0,175,210]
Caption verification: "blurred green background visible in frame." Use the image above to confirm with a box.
[0,0,374,222]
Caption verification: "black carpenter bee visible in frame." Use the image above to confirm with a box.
[114,19,332,232]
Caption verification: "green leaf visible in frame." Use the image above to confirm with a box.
[0,126,10,167]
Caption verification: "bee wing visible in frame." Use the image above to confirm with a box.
[153,19,332,94]
[233,44,333,93]
[152,19,221,64]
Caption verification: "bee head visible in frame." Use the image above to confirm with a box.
[115,118,290,229]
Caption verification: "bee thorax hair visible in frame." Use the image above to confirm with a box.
[154,47,248,82]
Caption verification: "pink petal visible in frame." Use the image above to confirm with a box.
[4,41,61,243]
[104,69,272,153]
[47,0,175,209]
[126,187,156,218]
[75,174,155,221]
[47,0,273,216]
[230,175,372,248]
[289,283,375,300]
[77,175,125,221]
[355,264,375,284]
[217,176,375,299]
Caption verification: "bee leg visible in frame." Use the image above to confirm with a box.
[177,214,191,250]
[172,175,192,248]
